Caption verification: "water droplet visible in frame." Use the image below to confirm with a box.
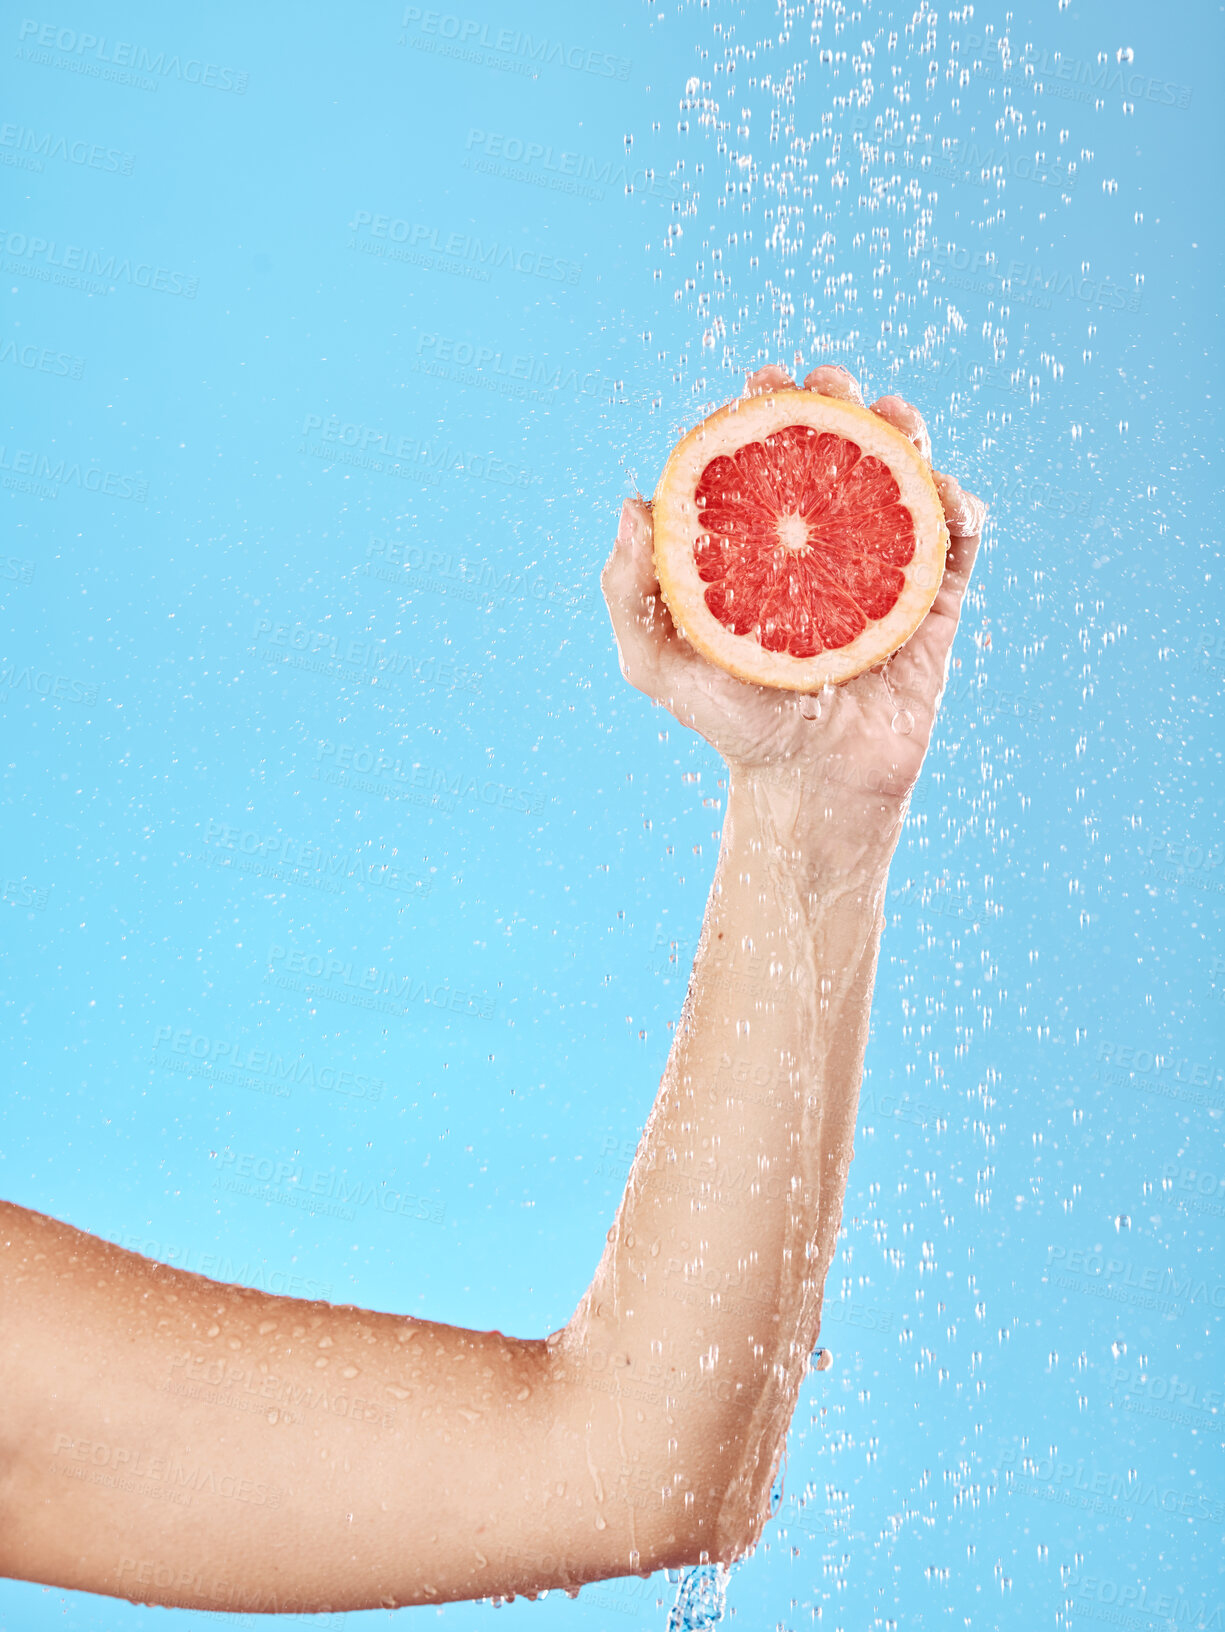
[814,1347,833,1371]
[206,1324,220,1338]
[1115,1214,1130,1231]
[799,693,822,721]
[891,710,915,736]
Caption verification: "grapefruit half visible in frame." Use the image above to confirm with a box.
[652,389,949,690]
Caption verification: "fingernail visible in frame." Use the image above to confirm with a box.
[617,499,634,545]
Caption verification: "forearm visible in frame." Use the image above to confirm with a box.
[564,767,901,1559]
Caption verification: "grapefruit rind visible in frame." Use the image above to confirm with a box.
[652,389,949,690]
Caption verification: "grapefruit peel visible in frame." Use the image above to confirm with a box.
[652,389,949,691]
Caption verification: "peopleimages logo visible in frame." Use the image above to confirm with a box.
[998,1443,1224,1526]
[264,942,497,1023]
[16,19,249,94]
[199,819,430,899]
[51,1434,280,1508]
[299,411,540,489]
[1110,1363,1223,1431]
[363,536,581,615]
[347,210,582,287]
[0,335,84,379]
[398,8,631,82]
[0,444,148,502]
[314,740,547,817]
[0,121,135,175]
[1045,1245,1225,1316]
[1094,1039,1224,1109]
[929,136,1076,192]
[413,331,609,402]
[463,127,677,200]
[1065,1573,1222,1628]
[931,243,1142,315]
[964,35,1193,111]
[0,663,96,705]
[0,227,197,298]
[153,1026,385,1102]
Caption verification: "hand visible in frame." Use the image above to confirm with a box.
[601,363,987,810]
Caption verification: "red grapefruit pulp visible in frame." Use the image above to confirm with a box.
[652,389,948,690]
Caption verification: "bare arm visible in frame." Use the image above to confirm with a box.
[0,364,984,1613]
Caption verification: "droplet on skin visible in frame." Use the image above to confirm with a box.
[799,693,822,721]
[206,1325,220,1338]
[258,1320,277,1336]
[317,1335,333,1348]
[342,1366,360,1380]
[315,1357,329,1368]
[891,709,915,735]
[385,1384,412,1400]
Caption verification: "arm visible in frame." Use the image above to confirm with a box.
[573,364,986,1564]
[0,364,984,1613]
[560,762,901,1565]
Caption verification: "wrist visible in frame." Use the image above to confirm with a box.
[725,762,902,885]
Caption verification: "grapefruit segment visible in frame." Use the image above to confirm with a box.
[652,389,948,690]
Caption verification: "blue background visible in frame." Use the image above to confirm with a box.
[2,0,1222,1627]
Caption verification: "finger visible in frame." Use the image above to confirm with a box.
[801,364,865,405]
[744,364,795,395]
[889,523,984,696]
[601,497,684,696]
[932,469,987,539]
[869,394,932,463]
[928,525,981,624]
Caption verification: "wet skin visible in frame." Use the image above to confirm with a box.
[0,363,985,1611]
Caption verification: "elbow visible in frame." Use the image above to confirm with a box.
[631,1447,770,1575]
[638,1496,762,1577]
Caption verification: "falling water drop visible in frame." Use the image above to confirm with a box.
[668,1563,731,1630]
[799,693,821,721]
